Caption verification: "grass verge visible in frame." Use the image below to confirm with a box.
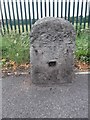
[0,29,90,71]
[75,29,90,63]
[1,32,30,68]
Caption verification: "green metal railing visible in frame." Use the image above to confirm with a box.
[1,0,90,34]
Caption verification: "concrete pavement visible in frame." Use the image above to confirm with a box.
[2,73,88,118]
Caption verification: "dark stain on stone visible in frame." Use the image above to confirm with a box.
[50,88,52,91]
[67,49,69,53]
[35,49,38,55]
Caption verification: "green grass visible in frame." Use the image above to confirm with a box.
[0,35,2,50]
[0,35,2,67]
[75,29,90,63]
[1,32,30,65]
[1,28,90,67]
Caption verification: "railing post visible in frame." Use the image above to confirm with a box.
[36,1,39,20]
[61,1,63,18]
[72,0,75,25]
[8,1,13,31]
[57,0,59,17]
[80,0,83,29]
[68,0,70,22]
[12,0,16,32]
[84,0,87,29]
[65,0,67,20]
[16,0,20,33]
[3,1,9,33]
[1,6,5,34]
[20,0,24,32]
[44,0,46,17]
[88,1,90,28]
[32,1,35,24]
[24,0,28,32]
[76,0,79,30]
[40,0,43,18]
[49,0,50,17]
[28,0,31,31]
[53,0,55,17]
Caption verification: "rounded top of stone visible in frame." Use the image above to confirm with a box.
[30,17,76,43]
[34,17,70,25]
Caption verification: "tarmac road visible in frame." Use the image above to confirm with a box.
[2,73,88,118]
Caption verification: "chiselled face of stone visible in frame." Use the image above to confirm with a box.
[30,17,76,84]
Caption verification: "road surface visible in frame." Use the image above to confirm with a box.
[2,73,88,118]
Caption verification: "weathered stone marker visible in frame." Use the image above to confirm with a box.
[30,17,76,85]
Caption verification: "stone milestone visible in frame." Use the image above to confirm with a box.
[30,17,76,85]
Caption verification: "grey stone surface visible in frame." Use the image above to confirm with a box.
[30,17,76,84]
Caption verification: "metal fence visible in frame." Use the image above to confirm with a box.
[0,0,90,34]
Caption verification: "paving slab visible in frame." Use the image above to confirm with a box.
[2,73,88,118]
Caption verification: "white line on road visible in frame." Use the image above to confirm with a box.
[75,72,90,75]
